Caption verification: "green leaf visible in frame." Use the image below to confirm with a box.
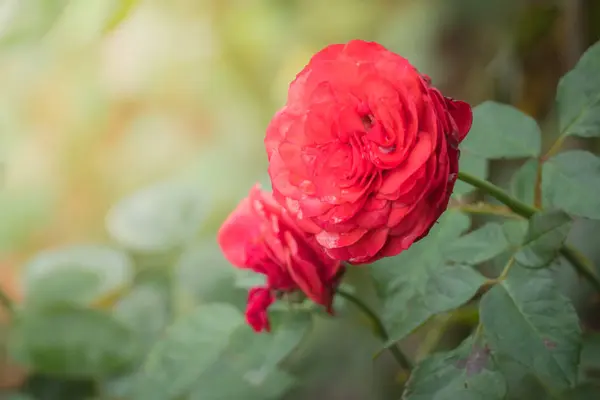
[514,210,573,268]
[480,267,581,390]
[444,223,510,264]
[462,101,542,158]
[510,159,539,205]
[502,220,529,248]
[175,242,248,312]
[113,284,170,352]
[10,306,137,378]
[542,150,600,219]
[134,304,308,400]
[22,244,134,308]
[403,335,507,400]
[0,0,70,48]
[454,150,488,197]
[494,355,552,400]
[370,211,487,344]
[106,180,208,253]
[556,40,600,137]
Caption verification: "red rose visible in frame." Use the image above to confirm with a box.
[265,40,472,264]
[217,185,343,332]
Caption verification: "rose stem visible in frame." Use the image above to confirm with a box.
[457,171,600,293]
[336,288,413,372]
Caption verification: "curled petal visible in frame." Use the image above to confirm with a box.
[245,287,275,333]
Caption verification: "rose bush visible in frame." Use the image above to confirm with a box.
[217,185,343,332]
[265,40,473,264]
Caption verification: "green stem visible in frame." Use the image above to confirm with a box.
[560,245,600,293]
[457,171,600,293]
[457,171,536,218]
[337,288,412,372]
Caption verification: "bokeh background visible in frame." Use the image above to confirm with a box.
[1,0,600,399]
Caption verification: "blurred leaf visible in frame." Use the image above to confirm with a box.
[480,267,581,391]
[22,244,134,308]
[453,150,488,197]
[556,40,600,137]
[444,223,510,264]
[514,210,572,268]
[234,269,267,289]
[21,374,95,400]
[10,306,137,378]
[370,210,486,344]
[542,150,600,219]
[510,159,538,205]
[403,335,506,400]
[175,242,248,313]
[106,180,208,253]
[187,311,310,400]
[103,0,139,33]
[113,283,170,352]
[462,101,542,158]
[579,333,600,385]
[560,383,600,399]
[134,303,307,400]
[0,0,70,48]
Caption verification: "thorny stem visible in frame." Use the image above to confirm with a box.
[457,171,600,294]
[336,288,413,372]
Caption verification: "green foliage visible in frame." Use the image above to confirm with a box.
[370,211,487,344]
[542,150,600,219]
[453,150,488,197]
[454,100,541,197]
[510,159,538,205]
[463,101,542,158]
[403,335,507,400]
[578,333,600,386]
[21,244,134,308]
[9,306,138,378]
[106,180,208,253]
[396,38,600,398]
[444,223,510,264]
[514,210,572,268]
[0,0,70,48]
[556,41,600,137]
[133,303,309,400]
[479,267,581,391]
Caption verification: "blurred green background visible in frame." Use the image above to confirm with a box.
[1,0,600,399]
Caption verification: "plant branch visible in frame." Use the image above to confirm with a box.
[449,203,523,219]
[457,172,536,217]
[337,288,412,372]
[457,171,600,293]
[560,245,600,293]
